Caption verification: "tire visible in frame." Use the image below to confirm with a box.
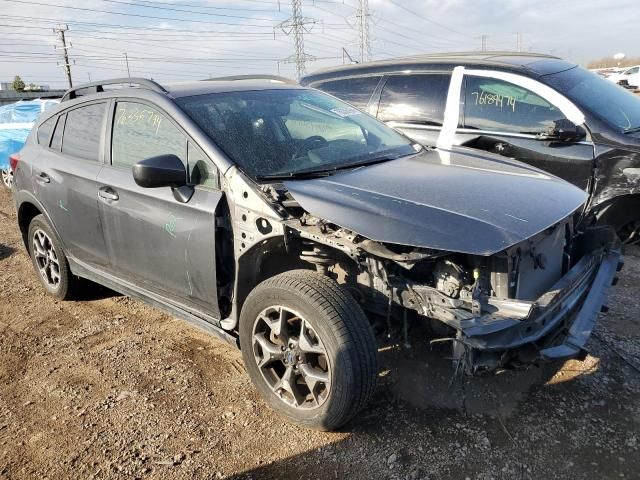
[239,270,378,431]
[27,214,76,300]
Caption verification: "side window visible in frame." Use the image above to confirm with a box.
[112,102,186,168]
[188,142,218,189]
[313,76,381,110]
[37,116,57,146]
[378,74,451,125]
[61,103,107,161]
[463,76,566,134]
[50,114,66,152]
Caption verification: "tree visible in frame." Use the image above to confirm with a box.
[11,75,25,92]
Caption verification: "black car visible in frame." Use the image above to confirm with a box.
[301,52,640,244]
[12,77,620,430]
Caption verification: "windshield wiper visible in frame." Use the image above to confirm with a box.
[256,152,409,182]
[623,126,640,134]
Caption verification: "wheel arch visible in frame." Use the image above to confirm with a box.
[594,193,640,234]
[228,236,359,334]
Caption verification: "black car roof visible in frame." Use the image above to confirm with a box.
[301,51,578,84]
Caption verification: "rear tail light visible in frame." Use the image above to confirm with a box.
[9,153,20,172]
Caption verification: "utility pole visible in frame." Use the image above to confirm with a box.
[515,32,523,52]
[123,52,131,82]
[54,25,73,89]
[355,0,371,62]
[275,0,316,79]
[481,34,487,52]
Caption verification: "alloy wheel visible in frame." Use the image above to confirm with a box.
[32,229,61,288]
[1,169,12,189]
[252,306,331,409]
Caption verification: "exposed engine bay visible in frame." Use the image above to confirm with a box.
[254,181,621,375]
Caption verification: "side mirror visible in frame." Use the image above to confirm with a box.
[132,154,186,188]
[537,119,585,142]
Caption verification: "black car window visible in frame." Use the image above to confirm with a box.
[463,76,565,134]
[61,103,107,161]
[378,74,451,125]
[188,142,218,189]
[37,116,56,147]
[112,102,187,169]
[50,114,65,152]
[313,76,381,110]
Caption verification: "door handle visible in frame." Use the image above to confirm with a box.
[98,187,119,201]
[36,172,50,184]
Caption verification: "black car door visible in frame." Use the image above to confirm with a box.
[455,75,594,191]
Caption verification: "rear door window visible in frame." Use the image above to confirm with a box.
[462,76,566,134]
[378,74,451,125]
[61,103,107,161]
[111,102,186,169]
[37,116,57,146]
[313,76,381,110]
[50,114,66,152]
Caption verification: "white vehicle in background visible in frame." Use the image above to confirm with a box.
[607,65,640,88]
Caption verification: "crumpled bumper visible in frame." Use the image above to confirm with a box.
[458,227,622,372]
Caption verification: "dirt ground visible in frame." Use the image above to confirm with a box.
[0,186,638,480]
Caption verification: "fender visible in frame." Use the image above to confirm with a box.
[14,189,68,253]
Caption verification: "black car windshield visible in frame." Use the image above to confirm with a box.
[544,66,640,132]
[176,88,415,180]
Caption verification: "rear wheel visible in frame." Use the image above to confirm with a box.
[1,168,12,189]
[239,270,378,431]
[27,214,76,299]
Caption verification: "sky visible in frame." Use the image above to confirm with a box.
[0,0,637,90]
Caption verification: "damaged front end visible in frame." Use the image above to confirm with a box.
[282,213,621,375]
[256,148,622,374]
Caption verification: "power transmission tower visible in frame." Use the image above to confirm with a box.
[355,0,371,62]
[515,32,523,52]
[480,34,487,52]
[54,25,73,89]
[275,0,316,79]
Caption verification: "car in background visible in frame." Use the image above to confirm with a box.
[12,77,620,430]
[301,52,640,244]
[606,65,640,88]
[0,99,59,188]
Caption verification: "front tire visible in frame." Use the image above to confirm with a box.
[239,270,378,431]
[27,214,76,300]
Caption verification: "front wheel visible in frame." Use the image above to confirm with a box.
[239,270,378,431]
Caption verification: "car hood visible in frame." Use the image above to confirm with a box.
[284,148,588,255]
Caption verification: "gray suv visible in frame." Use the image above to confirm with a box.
[12,77,621,430]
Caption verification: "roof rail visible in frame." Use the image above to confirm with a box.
[61,78,167,102]
[204,74,298,85]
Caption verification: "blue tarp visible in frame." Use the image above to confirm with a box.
[0,100,59,169]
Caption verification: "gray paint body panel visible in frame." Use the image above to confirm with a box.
[284,148,588,255]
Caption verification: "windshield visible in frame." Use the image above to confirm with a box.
[176,88,415,180]
[544,66,640,132]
